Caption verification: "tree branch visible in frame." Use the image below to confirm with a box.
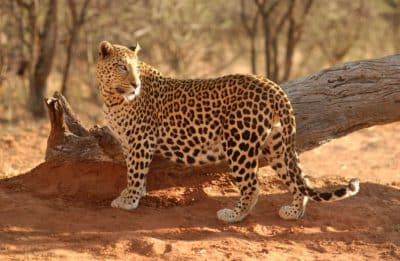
[43,55,400,175]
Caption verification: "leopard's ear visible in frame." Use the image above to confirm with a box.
[98,41,113,58]
[129,42,141,56]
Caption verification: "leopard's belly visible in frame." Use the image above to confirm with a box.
[155,119,225,166]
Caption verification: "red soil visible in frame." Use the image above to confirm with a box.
[0,122,399,260]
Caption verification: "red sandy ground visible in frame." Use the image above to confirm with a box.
[0,121,399,260]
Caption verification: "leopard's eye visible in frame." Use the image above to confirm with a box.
[118,64,127,72]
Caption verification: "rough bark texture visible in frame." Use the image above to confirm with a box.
[287,54,400,151]
[44,55,400,175]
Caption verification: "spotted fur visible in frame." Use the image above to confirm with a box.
[95,41,360,222]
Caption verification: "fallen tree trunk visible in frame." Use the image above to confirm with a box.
[287,55,400,151]
[44,55,400,175]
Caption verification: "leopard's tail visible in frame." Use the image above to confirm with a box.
[300,176,360,202]
[267,87,360,203]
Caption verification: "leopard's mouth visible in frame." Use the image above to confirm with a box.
[124,92,135,101]
[122,84,141,102]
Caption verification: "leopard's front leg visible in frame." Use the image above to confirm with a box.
[111,135,154,211]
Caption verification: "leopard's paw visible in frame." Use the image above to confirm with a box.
[217,208,246,223]
[111,193,139,210]
[278,205,305,220]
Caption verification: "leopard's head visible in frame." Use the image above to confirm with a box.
[96,41,142,102]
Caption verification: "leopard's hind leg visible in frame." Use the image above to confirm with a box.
[262,126,309,220]
[216,126,270,223]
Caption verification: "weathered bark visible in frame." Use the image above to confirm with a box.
[44,55,400,175]
[287,54,400,151]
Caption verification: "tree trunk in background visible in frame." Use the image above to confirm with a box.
[255,0,313,83]
[0,54,6,87]
[240,0,259,74]
[29,0,58,118]
[250,37,257,74]
[60,0,91,97]
[60,29,77,97]
[262,17,271,79]
[43,54,400,175]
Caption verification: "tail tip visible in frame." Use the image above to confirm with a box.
[349,178,360,194]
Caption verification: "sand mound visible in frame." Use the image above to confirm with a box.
[1,160,227,208]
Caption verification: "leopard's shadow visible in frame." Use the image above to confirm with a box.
[138,180,400,248]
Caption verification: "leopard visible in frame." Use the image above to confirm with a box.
[95,41,360,223]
